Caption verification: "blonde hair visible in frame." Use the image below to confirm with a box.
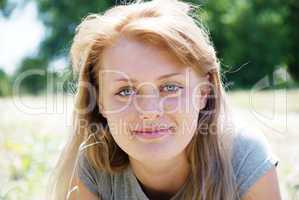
[47,0,240,199]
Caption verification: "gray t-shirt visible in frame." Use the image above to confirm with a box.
[77,128,279,199]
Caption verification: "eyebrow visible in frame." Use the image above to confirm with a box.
[114,72,183,82]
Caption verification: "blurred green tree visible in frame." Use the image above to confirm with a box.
[1,0,298,95]
[198,0,290,88]
[285,0,299,82]
[34,0,114,63]
[12,57,48,95]
[0,0,13,17]
[1,0,116,95]
[0,68,11,96]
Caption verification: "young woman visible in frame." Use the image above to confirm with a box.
[47,0,281,199]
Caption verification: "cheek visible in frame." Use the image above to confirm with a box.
[161,90,199,115]
[106,116,133,150]
[105,103,135,142]
[165,93,199,137]
[160,90,189,114]
[180,111,199,137]
[104,94,135,116]
[159,96,181,114]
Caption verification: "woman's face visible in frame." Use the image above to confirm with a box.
[98,36,208,163]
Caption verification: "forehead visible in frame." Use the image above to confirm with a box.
[100,36,188,81]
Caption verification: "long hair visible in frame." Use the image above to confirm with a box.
[47,0,239,199]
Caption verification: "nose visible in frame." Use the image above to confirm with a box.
[134,88,163,120]
[139,110,161,120]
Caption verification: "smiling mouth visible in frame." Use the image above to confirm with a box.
[132,126,176,134]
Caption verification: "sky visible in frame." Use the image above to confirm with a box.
[0,2,45,75]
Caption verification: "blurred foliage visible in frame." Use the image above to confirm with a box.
[285,0,299,82]
[201,0,299,88]
[12,57,48,95]
[198,0,290,88]
[0,0,298,95]
[0,69,11,96]
[0,0,26,17]
[0,0,12,17]
[35,0,113,62]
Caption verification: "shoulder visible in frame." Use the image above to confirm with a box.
[231,127,279,198]
[77,153,138,200]
[77,153,112,199]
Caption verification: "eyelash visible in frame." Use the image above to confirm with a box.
[115,83,184,97]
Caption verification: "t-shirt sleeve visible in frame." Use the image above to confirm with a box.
[77,153,100,197]
[232,128,279,198]
[77,153,112,200]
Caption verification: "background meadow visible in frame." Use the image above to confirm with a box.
[1,90,298,199]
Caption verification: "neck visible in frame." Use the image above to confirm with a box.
[129,150,190,199]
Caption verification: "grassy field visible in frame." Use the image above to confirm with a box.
[228,89,299,199]
[0,90,298,199]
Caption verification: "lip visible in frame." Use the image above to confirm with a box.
[132,127,175,140]
[133,127,171,134]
